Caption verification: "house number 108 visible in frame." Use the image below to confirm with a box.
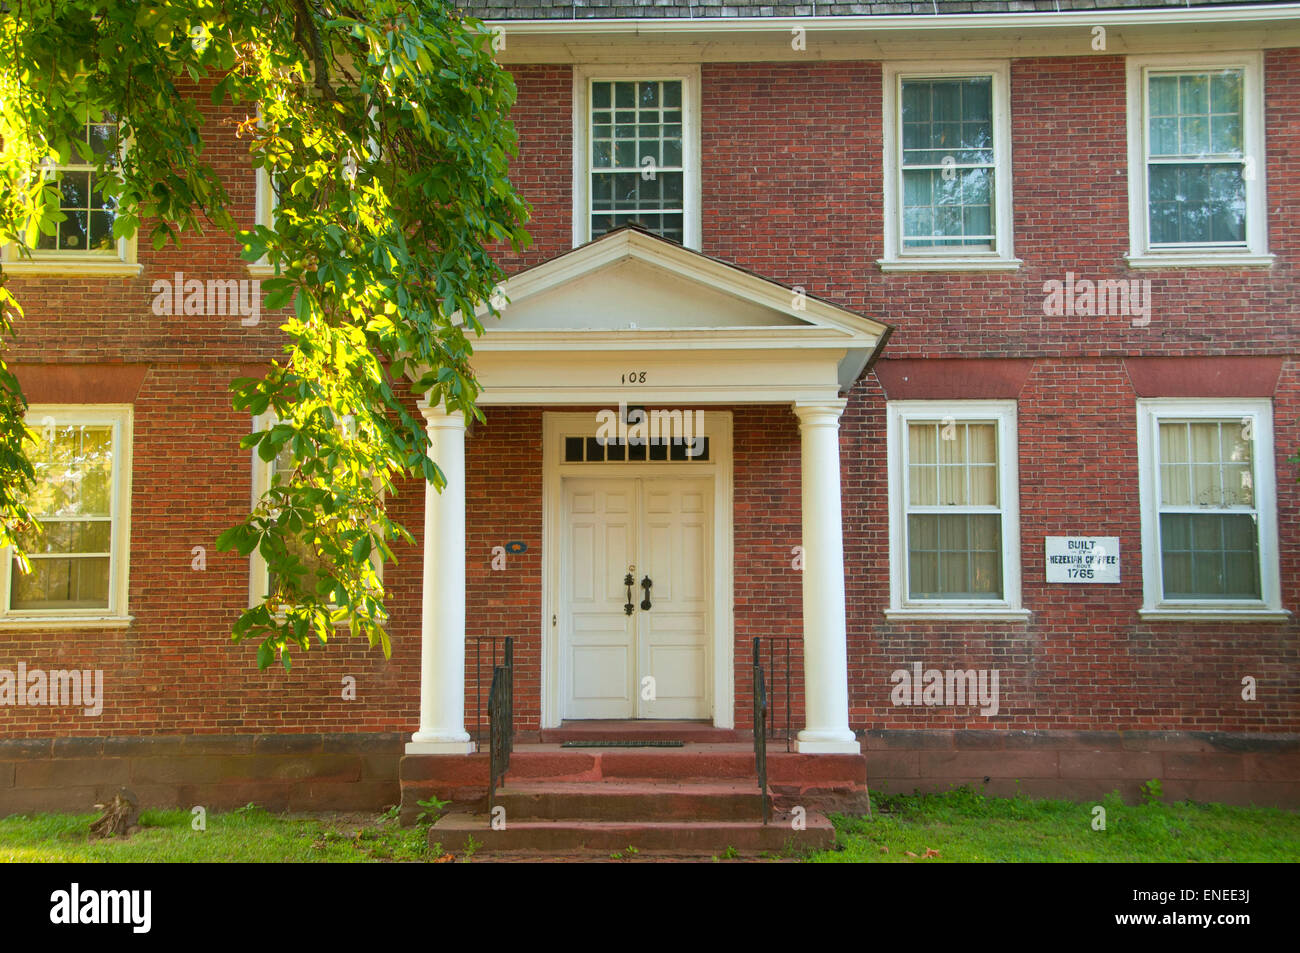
[622,371,647,384]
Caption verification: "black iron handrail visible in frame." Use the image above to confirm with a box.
[752,637,770,825]
[487,637,514,816]
[469,635,513,748]
[753,635,798,753]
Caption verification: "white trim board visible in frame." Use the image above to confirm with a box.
[488,11,1300,63]
[541,411,735,729]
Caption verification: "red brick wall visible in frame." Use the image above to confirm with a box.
[1,53,1298,740]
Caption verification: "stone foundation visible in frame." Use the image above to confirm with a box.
[2,729,1295,818]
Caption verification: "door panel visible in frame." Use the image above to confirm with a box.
[563,479,636,718]
[639,479,711,718]
[562,475,711,720]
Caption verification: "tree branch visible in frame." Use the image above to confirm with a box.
[290,0,336,102]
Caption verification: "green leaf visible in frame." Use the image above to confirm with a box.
[263,284,295,311]
[351,535,372,562]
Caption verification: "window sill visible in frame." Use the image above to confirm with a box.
[1139,607,1290,623]
[1125,253,1275,270]
[1,259,143,278]
[878,257,1023,273]
[245,261,278,279]
[885,608,1032,622]
[0,615,133,630]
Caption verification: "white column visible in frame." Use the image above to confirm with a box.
[406,402,475,755]
[793,400,859,754]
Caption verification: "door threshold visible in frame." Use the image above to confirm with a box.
[540,720,742,744]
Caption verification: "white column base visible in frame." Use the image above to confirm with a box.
[405,740,478,756]
[796,738,861,755]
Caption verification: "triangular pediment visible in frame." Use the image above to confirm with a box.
[476,227,890,345]
[444,228,892,399]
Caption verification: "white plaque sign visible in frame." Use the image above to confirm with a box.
[1045,536,1120,584]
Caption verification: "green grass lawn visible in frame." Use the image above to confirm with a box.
[1,788,1296,862]
[0,803,455,863]
[809,787,1300,863]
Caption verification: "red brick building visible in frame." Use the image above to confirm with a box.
[2,1,1298,826]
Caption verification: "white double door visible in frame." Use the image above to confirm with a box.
[562,476,712,720]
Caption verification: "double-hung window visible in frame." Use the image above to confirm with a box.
[0,406,133,625]
[0,112,139,276]
[886,401,1026,619]
[881,62,1018,271]
[1125,53,1271,268]
[573,67,700,250]
[1137,399,1285,620]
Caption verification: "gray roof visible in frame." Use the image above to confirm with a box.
[460,0,1285,20]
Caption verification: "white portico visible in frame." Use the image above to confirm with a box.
[405,227,890,756]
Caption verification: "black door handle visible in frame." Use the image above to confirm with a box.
[640,575,653,611]
[624,573,634,616]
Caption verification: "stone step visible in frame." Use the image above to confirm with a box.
[430,811,835,853]
[398,745,870,823]
[493,780,766,821]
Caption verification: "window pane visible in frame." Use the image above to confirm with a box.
[13,420,118,612]
[1147,68,1246,248]
[1148,164,1245,245]
[34,114,120,254]
[902,167,995,248]
[908,420,1000,507]
[900,77,994,166]
[1160,513,1260,599]
[1160,418,1254,508]
[1148,69,1243,158]
[10,555,110,610]
[907,514,1002,599]
[27,424,114,518]
[590,80,685,243]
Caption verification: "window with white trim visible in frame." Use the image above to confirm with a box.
[880,62,1018,272]
[573,67,700,250]
[886,401,1025,618]
[1125,53,1271,268]
[1136,399,1284,619]
[0,112,139,276]
[1,406,132,622]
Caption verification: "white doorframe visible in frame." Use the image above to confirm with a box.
[542,411,734,729]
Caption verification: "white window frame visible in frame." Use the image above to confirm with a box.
[1136,398,1286,621]
[248,412,382,614]
[247,165,278,278]
[885,400,1028,620]
[1125,52,1273,270]
[0,405,133,627]
[572,65,702,251]
[880,61,1020,273]
[0,117,140,277]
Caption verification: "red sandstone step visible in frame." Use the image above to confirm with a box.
[430,812,836,853]
[493,780,765,821]
[494,744,867,786]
